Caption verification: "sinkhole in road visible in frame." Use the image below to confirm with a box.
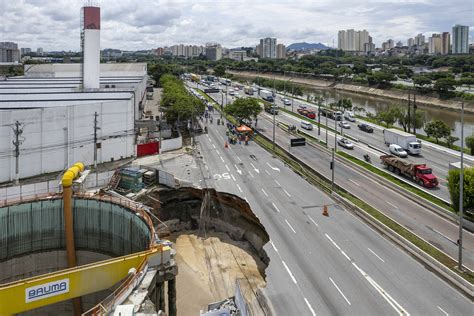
[138,187,270,314]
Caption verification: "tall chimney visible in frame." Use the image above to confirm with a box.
[82,5,100,89]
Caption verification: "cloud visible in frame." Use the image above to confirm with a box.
[1,0,473,51]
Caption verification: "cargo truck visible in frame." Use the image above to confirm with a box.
[260,89,274,102]
[244,87,254,95]
[380,155,438,188]
[383,128,421,155]
[264,103,279,114]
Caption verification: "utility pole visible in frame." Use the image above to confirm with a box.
[12,121,23,185]
[325,115,328,146]
[291,82,294,113]
[318,101,321,136]
[93,112,99,169]
[413,92,417,134]
[407,89,411,133]
[272,77,276,152]
[334,115,338,151]
[331,148,335,189]
[458,102,464,271]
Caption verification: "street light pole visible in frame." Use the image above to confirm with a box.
[325,115,328,146]
[334,115,337,151]
[318,101,321,136]
[458,102,464,270]
[272,77,276,152]
[331,148,335,189]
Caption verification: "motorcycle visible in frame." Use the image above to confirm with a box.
[363,154,371,163]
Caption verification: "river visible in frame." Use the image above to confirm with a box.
[301,87,474,146]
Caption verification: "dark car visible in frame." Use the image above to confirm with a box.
[358,123,374,133]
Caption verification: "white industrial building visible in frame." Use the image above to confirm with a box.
[0,4,149,183]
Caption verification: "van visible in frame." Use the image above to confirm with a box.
[301,121,313,130]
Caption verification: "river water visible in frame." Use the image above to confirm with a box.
[303,87,473,146]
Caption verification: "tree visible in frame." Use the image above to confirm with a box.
[214,64,226,77]
[466,135,474,155]
[424,120,451,144]
[225,98,263,123]
[445,135,459,149]
[413,75,432,90]
[375,108,397,127]
[367,71,395,87]
[393,106,426,132]
[434,78,456,97]
[447,167,474,215]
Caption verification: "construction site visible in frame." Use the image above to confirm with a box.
[0,3,270,316]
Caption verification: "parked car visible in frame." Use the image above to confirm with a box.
[358,123,374,133]
[337,138,354,149]
[339,121,351,129]
[282,98,291,106]
[229,90,235,96]
[389,144,408,158]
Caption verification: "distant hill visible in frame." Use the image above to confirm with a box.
[287,42,329,51]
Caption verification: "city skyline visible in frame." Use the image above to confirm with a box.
[3,0,473,51]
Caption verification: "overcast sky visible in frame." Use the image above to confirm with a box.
[2,0,473,51]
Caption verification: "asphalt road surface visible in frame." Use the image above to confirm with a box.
[190,82,474,271]
[192,112,472,315]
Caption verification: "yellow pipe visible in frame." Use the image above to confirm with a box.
[61,162,84,316]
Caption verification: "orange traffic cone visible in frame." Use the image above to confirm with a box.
[224,141,228,148]
[322,205,329,217]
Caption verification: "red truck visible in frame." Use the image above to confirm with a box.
[297,108,316,119]
[380,155,438,188]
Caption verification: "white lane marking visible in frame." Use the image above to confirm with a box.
[329,277,351,305]
[340,250,351,261]
[207,135,211,140]
[282,260,298,284]
[234,164,242,175]
[266,162,281,172]
[368,248,385,263]
[272,202,281,213]
[270,239,278,253]
[250,162,260,174]
[212,143,216,149]
[265,169,271,175]
[248,170,254,178]
[304,297,317,316]
[274,179,281,186]
[285,219,297,234]
[348,179,360,186]
[231,174,236,182]
[225,164,230,172]
[351,262,409,315]
[386,201,398,209]
[283,188,291,197]
[308,215,319,227]
[325,234,341,250]
[236,156,242,162]
[261,188,268,197]
[437,306,449,316]
[236,184,243,193]
[220,156,225,162]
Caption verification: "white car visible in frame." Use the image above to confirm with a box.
[337,138,354,149]
[282,98,291,106]
[338,121,351,129]
[228,90,235,96]
[389,144,408,157]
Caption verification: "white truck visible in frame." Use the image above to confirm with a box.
[383,128,421,155]
[260,89,274,102]
[343,110,356,122]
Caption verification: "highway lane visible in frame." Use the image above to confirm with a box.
[269,92,471,187]
[194,112,473,315]
[190,84,474,270]
[255,114,474,270]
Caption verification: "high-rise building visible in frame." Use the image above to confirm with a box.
[276,43,286,59]
[407,38,415,47]
[415,33,425,46]
[387,39,394,49]
[428,34,442,54]
[0,42,21,63]
[441,32,451,55]
[20,48,31,55]
[206,43,222,61]
[338,29,370,52]
[452,25,469,54]
[396,41,403,47]
[37,47,44,56]
[259,37,277,59]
